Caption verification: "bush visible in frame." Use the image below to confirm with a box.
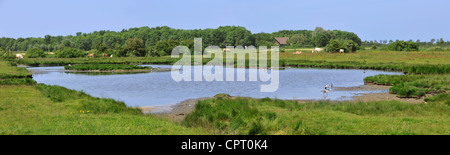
[388,41,419,51]
[371,45,377,50]
[26,48,46,58]
[55,47,86,58]
[343,40,358,52]
[324,39,342,53]
[324,39,358,53]
[0,49,16,60]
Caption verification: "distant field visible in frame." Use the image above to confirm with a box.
[18,50,450,66]
[280,50,450,65]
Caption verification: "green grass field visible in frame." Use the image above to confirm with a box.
[0,84,208,135]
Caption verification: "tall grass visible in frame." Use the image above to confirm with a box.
[183,96,450,135]
[0,61,31,78]
[365,74,450,98]
[0,84,208,135]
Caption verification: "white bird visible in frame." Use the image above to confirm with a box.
[325,84,330,90]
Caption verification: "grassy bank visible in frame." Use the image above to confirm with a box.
[16,57,181,66]
[64,64,151,71]
[0,84,208,135]
[364,74,450,98]
[0,60,207,134]
[0,61,31,78]
[0,61,35,85]
[183,96,450,135]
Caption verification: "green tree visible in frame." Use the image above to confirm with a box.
[324,39,342,53]
[343,40,358,52]
[149,40,180,56]
[55,47,86,58]
[124,38,145,57]
[95,42,108,53]
[438,38,444,45]
[62,39,71,47]
[312,27,331,47]
[44,35,51,44]
[287,34,308,46]
[388,40,419,51]
[26,47,46,58]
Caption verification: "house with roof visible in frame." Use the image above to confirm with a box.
[274,37,289,46]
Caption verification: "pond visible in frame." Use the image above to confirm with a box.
[27,65,402,108]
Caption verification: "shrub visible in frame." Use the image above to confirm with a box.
[343,40,358,52]
[26,48,46,58]
[55,47,86,58]
[388,41,419,51]
[324,39,342,53]
[371,45,377,50]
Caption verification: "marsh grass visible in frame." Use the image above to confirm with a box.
[183,96,450,135]
[365,74,450,98]
[64,64,150,71]
[0,60,208,135]
[0,61,31,78]
[0,84,208,135]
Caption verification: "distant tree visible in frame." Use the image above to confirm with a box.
[431,39,436,44]
[388,40,418,51]
[311,27,331,47]
[438,38,444,45]
[124,38,145,57]
[371,45,377,50]
[55,47,85,58]
[389,40,394,44]
[44,35,51,44]
[324,39,342,53]
[287,34,308,46]
[95,42,108,53]
[62,39,71,47]
[343,40,358,52]
[149,40,180,56]
[26,47,46,58]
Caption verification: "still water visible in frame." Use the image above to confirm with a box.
[27,65,402,107]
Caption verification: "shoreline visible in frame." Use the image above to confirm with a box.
[141,83,427,122]
[64,67,172,73]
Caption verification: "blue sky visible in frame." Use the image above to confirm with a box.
[0,0,449,41]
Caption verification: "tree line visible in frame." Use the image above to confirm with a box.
[0,26,363,57]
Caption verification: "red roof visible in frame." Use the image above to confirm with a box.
[275,37,289,45]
